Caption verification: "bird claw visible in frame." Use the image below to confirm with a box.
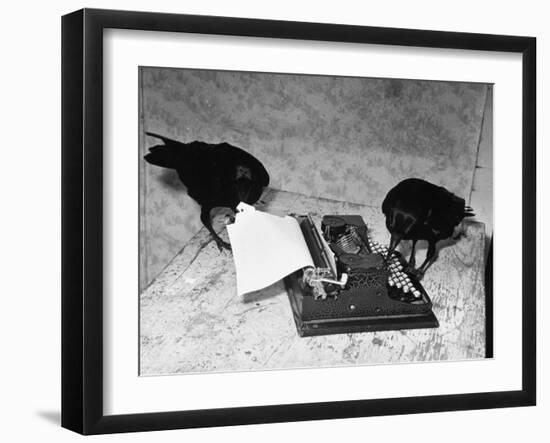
[404,265,424,280]
[215,238,232,252]
[410,268,425,280]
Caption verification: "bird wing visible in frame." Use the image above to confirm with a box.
[424,186,468,236]
[144,134,269,207]
[383,178,450,238]
[216,143,270,187]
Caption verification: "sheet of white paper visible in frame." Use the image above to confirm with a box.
[227,205,314,296]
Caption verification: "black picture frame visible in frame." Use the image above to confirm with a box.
[61,8,536,435]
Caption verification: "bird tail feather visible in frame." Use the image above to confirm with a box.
[145,131,172,143]
[144,145,178,169]
[464,205,475,218]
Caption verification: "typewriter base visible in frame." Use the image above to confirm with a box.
[290,309,439,337]
[285,274,439,337]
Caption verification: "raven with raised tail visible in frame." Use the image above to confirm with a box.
[382,178,475,278]
[144,132,270,251]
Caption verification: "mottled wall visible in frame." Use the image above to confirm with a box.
[470,86,493,256]
[140,67,489,290]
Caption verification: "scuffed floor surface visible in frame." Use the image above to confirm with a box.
[140,189,486,375]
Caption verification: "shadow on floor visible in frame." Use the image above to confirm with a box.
[36,410,60,426]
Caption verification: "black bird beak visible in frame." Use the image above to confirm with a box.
[385,232,403,262]
[236,178,252,204]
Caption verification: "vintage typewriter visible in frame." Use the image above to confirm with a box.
[284,214,439,336]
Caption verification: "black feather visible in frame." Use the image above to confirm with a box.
[144,132,270,250]
[382,178,474,278]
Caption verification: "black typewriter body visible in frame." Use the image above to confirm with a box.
[284,215,439,337]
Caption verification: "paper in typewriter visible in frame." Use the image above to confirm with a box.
[227,204,314,296]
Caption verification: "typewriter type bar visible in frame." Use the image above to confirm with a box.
[284,214,439,337]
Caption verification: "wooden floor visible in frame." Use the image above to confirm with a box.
[140,189,487,375]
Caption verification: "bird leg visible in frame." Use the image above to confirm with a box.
[414,240,437,279]
[405,240,418,273]
[200,208,231,251]
[386,232,403,263]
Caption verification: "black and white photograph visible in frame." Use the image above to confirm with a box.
[138,67,493,376]
[1,0,543,440]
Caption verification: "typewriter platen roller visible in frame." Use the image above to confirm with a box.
[284,214,439,337]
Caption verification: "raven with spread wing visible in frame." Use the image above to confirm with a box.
[144,132,270,250]
[382,178,475,278]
